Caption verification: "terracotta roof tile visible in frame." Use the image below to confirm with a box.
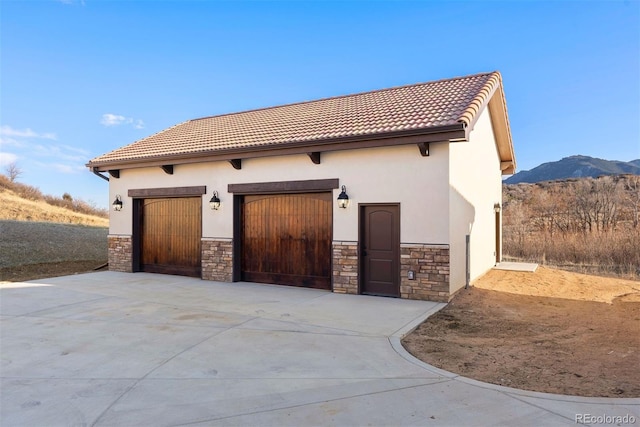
[88,71,504,166]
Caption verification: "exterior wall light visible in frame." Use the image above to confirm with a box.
[209,191,221,210]
[337,185,349,209]
[112,195,123,211]
[494,203,501,213]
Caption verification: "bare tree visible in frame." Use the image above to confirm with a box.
[4,161,23,182]
[573,178,595,232]
[593,176,619,232]
[502,199,532,258]
[624,175,640,228]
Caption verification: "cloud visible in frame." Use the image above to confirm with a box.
[60,144,91,156]
[0,152,18,167]
[57,0,86,5]
[50,163,86,174]
[29,160,87,175]
[101,113,145,129]
[0,125,57,140]
[0,137,25,148]
[100,114,130,126]
[32,144,88,163]
[2,124,91,175]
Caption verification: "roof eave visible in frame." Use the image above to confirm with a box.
[487,82,516,175]
[87,124,467,171]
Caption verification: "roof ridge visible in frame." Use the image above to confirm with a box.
[457,71,501,127]
[191,71,498,122]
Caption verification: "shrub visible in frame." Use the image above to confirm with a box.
[0,173,108,218]
[503,175,640,278]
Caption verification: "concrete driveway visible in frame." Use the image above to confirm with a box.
[1,272,638,426]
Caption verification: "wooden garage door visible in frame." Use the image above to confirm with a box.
[241,193,331,289]
[141,197,201,277]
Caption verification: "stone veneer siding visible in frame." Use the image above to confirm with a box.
[332,241,450,302]
[332,241,358,294]
[202,238,233,282]
[400,244,450,302]
[108,235,132,273]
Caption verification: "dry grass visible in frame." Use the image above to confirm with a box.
[0,189,109,227]
[503,176,640,279]
[503,229,640,278]
[0,173,108,220]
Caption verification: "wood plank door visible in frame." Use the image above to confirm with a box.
[141,197,202,277]
[241,193,332,290]
[360,204,400,297]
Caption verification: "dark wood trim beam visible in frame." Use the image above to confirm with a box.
[108,169,120,179]
[87,126,466,171]
[229,159,242,170]
[418,142,430,157]
[132,199,142,272]
[307,152,321,164]
[229,178,339,195]
[161,165,174,175]
[232,194,242,282]
[128,186,206,198]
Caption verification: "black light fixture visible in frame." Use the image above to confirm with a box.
[112,195,123,211]
[209,191,221,210]
[337,185,349,209]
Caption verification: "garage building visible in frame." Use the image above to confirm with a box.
[87,71,516,302]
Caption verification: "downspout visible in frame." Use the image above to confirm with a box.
[92,167,109,181]
[91,167,110,269]
[465,234,470,289]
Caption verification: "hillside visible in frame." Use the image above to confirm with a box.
[0,189,109,227]
[505,155,640,184]
[0,183,109,281]
[0,220,108,268]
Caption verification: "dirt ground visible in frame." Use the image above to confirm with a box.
[0,220,108,270]
[0,260,108,282]
[402,266,640,397]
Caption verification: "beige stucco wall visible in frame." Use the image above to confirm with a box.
[448,107,503,293]
[107,108,505,298]
[108,142,451,246]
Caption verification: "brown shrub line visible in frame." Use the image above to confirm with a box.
[503,230,640,279]
[0,173,108,219]
[503,175,640,279]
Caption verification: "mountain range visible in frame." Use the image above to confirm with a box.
[504,155,640,184]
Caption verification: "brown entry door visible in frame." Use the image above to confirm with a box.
[141,197,202,277]
[241,193,332,290]
[361,204,400,297]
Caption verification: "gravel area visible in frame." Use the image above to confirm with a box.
[0,220,108,268]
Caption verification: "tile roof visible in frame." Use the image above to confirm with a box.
[88,71,506,167]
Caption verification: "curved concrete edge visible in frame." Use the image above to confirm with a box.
[391,302,447,339]
[390,336,640,405]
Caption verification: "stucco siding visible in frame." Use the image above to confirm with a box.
[448,107,502,293]
[108,142,451,246]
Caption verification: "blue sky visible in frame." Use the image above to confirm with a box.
[1,0,639,208]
